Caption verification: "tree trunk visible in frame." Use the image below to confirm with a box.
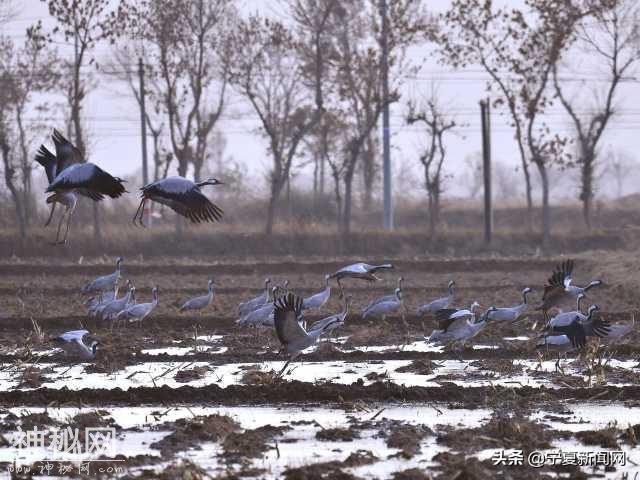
[361,136,375,211]
[428,191,436,242]
[342,169,355,241]
[523,161,533,231]
[536,160,551,247]
[580,150,594,231]
[1,140,26,241]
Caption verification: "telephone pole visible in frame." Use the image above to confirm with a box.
[480,98,492,244]
[380,0,393,230]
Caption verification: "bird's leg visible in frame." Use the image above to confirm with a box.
[278,357,292,377]
[44,202,56,227]
[51,207,67,245]
[59,203,76,245]
[337,279,344,299]
[138,199,148,227]
[132,199,145,226]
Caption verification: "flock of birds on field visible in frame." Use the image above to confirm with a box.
[33,130,635,371]
[52,257,636,374]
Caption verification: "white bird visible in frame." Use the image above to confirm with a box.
[35,129,126,244]
[116,287,158,326]
[238,278,271,317]
[417,280,455,316]
[179,279,216,313]
[134,176,223,226]
[53,330,99,360]
[544,305,610,349]
[362,287,404,322]
[302,275,331,310]
[274,293,343,376]
[100,281,135,322]
[487,287,532,322]
[427,305,494,345]
[81,257,123,294]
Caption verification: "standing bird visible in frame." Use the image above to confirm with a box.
[487,287,532,322]
[329,262,394,296]
[308,295,351,335]
[35,129,126,244]
[52,330,99,360]
[133,176,223,226]
[238,278,271,317]
[99,281,135,322]
[537,259,602,320]
[417,280,456,316]
[81,257,123,295]
[543,305,610,349]
[237,287,281,327]
[302,275,331,311]
[116,287,158,326]
[274,292,342,376]
[179,279,216,313]
[362,287,405,323]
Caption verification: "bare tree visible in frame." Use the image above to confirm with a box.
[40,0,128,244]
[440,0,599,246]
[228,12,329,234]
[553,0,640,229]
[407,95,456,240]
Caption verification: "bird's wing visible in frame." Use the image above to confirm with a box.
[49,164,125,199]
[52,129,83,173]
[273,292,307,346]
[544,260,573,299]
[159,188,223,224]
[57,329,89,343]
[367,263,394,273]
[435,309,467,331]
[580,315,611,338]
[34,145,58,184]
[562,319,588,349]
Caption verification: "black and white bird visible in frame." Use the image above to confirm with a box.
[35,129,126,244]
[427,305,494,345]
[543,304,610,349]
[116,287,158,326]
[274,292,343,376]
[302,275,331,311]
[417,280,455,316]
[81,257,123,294]
[133,176,224,226]
[487,287,532,322]
[537,260,602,320]
[52,330,99,360]
[238,278,272,317]
[179,279,216,313]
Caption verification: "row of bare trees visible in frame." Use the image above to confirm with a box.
[0,0,637,246]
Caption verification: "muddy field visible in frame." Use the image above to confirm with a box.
[0,254,638,479]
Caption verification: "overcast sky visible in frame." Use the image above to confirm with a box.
[4,0,640,202]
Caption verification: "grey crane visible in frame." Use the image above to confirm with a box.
[100,281,135,322]
[308,295,351,336]
[417,280,455,316]
[362,286,405,323]
[91,280,130,318]
[427,305,495,346]
[237,286,281,327]
[537,259,602,320]
[238,278,271,317]
[274,292,343,376]
[81,257,123,294]
[329,262,394,295]
[86,281,120,314]
[35,130,126,244]
[302,275,331,310]
[362,277,404,311]
[179,279,216,313]
[116,287,158,326]
[134,176,223,226]
[52,330,99,360]
[487,287,532,322]
[543,305,610,349]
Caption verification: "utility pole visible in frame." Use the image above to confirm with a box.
[380,0,393,230]
[480,98,492,244]
[138,58,151,226]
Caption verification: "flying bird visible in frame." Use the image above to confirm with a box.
[35,129,125,244]
[273,292,342,376]
[543,305,610,349]
[133,176,224,226]
[329,262,394,296]
[537,259,602,320]
[52,330,99,360]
